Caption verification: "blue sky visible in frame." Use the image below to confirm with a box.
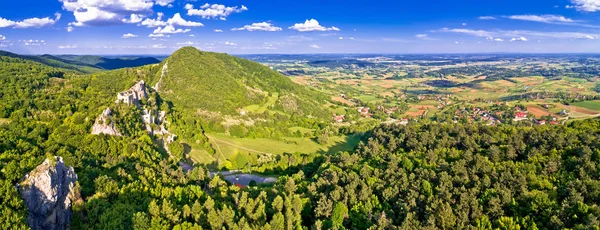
[1,0,600,54]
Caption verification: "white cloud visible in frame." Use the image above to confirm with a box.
[349,37,355,40]
[415,34,436,41]
[436,28,493,37]
[568,0,600,12]
[310,44,320,49]
[22,39,46,46]
[152,44,167,49]
[485,37,504,42]
[141,13,168,27]
[0,13,61,28]
[289,19,340,32]
[167,13,204,27]
[339,37,344,40]
[478,16,496,20]
[122,14,144,24]
[510,37,528,42]
[122,33,138,38]
[462,23,467,26]
[149,33,169,38]
[58,45,78,49]
[286,35,314,42]
[319,33,338,37]
[185,3,247,20]
[60,0,156,26]
[232,22,282,31]
[153,25,191,34]
[506,15,577,24]
[214,29,223,32]
[67,26,75,32]
[189,34,196,37]
[0,18,15,28]
[155,0,174,7]
[142,13,203,28]
[0,34,5,40]
[177,41,195,45]
[239,42,280,51]
[224,41,237,46]
[439,27,600,40]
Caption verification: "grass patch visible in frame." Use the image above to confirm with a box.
[205,133,362,161]
[572,101,600,111]
[188,148,214,165]
[289,127,315,135]
[243,92,279,114]
[357,95,384,103]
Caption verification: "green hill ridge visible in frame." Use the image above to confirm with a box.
[57,55,160,70]
[0,50,101,73]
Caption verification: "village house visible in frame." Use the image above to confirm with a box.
[333,114,345,123]
[514,111,528,121]
[356,107,371,116]
[360,107,370,116]
[398,118,409,126]
[533,119,546,125]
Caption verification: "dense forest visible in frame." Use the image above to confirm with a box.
[4,107,600,229]
[2,49,600,229]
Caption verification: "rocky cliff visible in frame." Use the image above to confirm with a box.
[18,157,79,230]
[91,107,122,136]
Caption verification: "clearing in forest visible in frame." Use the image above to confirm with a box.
[243,92,279,114]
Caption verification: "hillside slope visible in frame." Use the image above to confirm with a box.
[155,47,329,118]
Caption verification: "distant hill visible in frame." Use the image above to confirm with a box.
[154,47,329,118]
[0,50,101,73]
[57,55,161,70]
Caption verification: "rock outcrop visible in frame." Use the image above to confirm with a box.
[91,107,122,136]
[19,157,78,230]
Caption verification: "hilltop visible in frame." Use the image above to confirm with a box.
[154,47,329,118]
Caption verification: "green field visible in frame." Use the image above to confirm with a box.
[572,101,600,111]
[203,133,361,161]
[289,126,315,135]
[357,95,384,103]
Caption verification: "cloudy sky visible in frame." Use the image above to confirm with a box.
[2,0,600,54]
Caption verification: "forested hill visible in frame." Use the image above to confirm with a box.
[0,50,162,73]
[2,47,600,229]
[57,55,161,70]
[154,46,329,118]
[0,50,101,73]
